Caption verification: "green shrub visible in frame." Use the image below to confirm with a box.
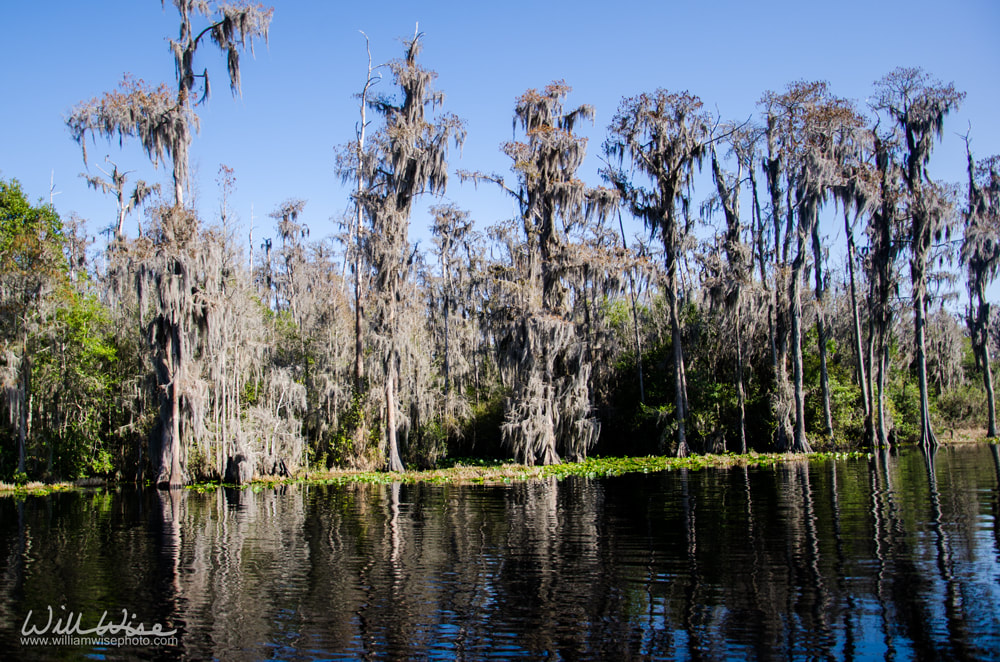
[888,378,922,443]
[935,383,987,428]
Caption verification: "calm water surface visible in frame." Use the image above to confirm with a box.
[1,444,999,660]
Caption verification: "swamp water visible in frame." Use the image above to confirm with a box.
[1,444,999,660]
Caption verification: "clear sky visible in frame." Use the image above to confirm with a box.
[2,0,998,267]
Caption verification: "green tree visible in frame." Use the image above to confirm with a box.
[0,179,66,477]
[33,290,117,478]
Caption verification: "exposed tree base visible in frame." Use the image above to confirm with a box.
[224,453,254,485]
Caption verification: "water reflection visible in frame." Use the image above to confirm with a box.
[1,446,1000,660]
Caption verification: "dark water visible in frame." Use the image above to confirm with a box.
[2,445,1000,661]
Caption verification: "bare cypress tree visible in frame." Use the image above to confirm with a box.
[339,32,381,394]
[359,32,464,472]
[873,67,964,449]
[330,36,384,466]
[67,1,273,486]
[707,126,757,453]
[67,2,272,208]
[604,90,709,457]
[835,150,876,447]
[429,204,478,405]
[865,127,906,449]
[756,82,861,452]
[962,144,1000,437]
[81,157,158,241]
[465,82,614,464]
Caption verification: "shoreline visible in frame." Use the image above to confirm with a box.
[3,435,995,496]
[7,444,992,495]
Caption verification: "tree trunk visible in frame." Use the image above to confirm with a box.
[169,377,183,485]
[913,294,939,449]
[157,325,184,488]
[174,178,184,210]
[845,210,873,445]
[751,168,778,374]
[811,220,834,439]
[385,350,404,472]
[972,291,997,438]
[770,192,796,452]
[773,287,792,452]
[874,337,891,450]
[16,351,29,475]
[631,286,645,405]
[618,210,645,404]
[789,232,812,454]
[735,321,747,454]
[115,206,126,241]
[351,34,373,393]
[354,273,364,390]
[443,278,451,396]
[982,342,996,437]
[668,281,688,457]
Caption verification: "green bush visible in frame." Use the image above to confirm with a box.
[888,378,923,443]
[935,383,987,428]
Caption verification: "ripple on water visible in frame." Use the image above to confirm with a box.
[3,446,1000,659]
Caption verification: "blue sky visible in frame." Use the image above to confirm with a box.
[2,0,998,268]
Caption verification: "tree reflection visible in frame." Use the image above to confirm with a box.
[2,447,1000,659]
[993,444,1000,565]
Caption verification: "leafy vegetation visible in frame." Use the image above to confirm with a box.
[170,450,874,492]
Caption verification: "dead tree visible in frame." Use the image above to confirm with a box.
[80,157,158,241]
[335,31,382,394]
